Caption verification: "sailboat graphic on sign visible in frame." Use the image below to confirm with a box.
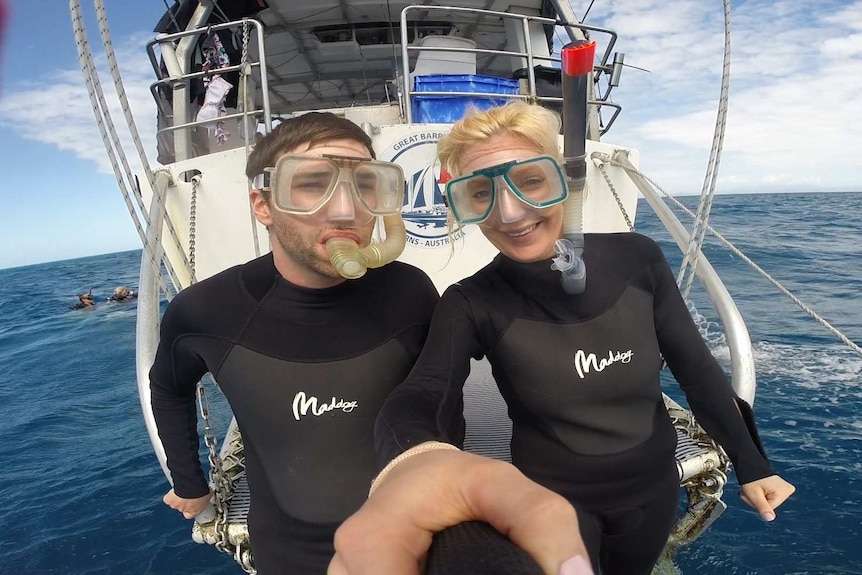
[379,129,462,248]
[403,160,448,232]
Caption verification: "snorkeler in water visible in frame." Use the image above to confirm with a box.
[109,286,137,302]
[70,288,96,310]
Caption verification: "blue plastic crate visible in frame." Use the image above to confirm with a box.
[412,74,520,123]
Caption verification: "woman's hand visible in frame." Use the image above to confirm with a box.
[739,475,796,521]
[329,448,593,575]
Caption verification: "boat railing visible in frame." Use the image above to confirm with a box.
[142,5,628,160]
[399,4,625,132]
[145,16,272,163]
[607,151,757,404]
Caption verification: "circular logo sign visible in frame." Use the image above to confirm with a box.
[378,130,469,249]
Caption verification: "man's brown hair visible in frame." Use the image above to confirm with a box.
[246,112,375,180]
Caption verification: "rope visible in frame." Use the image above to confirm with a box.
[70,0,175,298]
[677,0,733,300]
[94,0,196,286]
[80,2,241,562]
[610,158,862,358]
[160,0,180,33]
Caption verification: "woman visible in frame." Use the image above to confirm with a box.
[369,102,795,574]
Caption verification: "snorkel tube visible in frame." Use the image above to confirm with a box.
[326,214,407,279]
[551,40,596,295]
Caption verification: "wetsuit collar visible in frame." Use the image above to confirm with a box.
[494,254,567,297]
[242,252,355,306]
[242,252,280,301]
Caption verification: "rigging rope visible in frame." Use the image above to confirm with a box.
[160,0,180,33]
[70,0,176,298]
[93,0,196,286]
[677,0,733,301]
[609,158,862,358]
[78,3,243,562]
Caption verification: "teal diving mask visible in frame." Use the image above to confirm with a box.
[445,156,568,224]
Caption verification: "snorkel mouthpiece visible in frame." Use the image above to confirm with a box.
[557,40,596,295]
[326,215,407,279]
[551,238,586,293]
[327,237,366,279]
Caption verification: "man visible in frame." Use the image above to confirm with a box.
[151,112,440,573]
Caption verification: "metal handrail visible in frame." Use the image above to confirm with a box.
[399,4,620,124]
[146,17,272,161]
[611,151,756,404]
[148,79,266,137]
[136,171,174,481]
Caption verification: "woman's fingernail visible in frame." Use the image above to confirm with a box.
[560,554,594,575]
[762,511,776,522]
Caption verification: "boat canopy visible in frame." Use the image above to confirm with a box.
[152,0,561,115]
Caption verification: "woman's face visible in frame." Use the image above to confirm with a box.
[458,133,564,263]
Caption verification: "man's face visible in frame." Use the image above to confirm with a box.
[252,138,377,287]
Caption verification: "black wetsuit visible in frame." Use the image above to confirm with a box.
[376,233,774,575]
[150,253,438,574]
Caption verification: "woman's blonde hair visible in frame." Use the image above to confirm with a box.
[437,101,562,178]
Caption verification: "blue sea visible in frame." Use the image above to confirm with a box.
[1,191,860,575]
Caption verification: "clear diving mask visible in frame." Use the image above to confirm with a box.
[253,153,408,280]
[445,156,568,225]
[253,153,406,219]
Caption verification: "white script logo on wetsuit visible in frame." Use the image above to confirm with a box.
[292,391,359,421]
[573,349,634,379]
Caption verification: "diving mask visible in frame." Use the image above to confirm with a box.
[445,156,568,224]
[253,154,405,217]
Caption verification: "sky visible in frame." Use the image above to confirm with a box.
[0,0,860,269]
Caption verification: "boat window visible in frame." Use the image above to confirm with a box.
[312,22,453,46]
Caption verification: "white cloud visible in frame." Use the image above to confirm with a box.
[1,1,859,197]
[0,32,157,176]
[582,0,862,193]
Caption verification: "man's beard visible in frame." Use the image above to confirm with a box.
[271,217,372,280]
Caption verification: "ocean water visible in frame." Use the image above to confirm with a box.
[1,191,860,575]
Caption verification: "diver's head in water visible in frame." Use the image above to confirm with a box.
[112,286,133,300]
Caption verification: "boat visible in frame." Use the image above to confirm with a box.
[68,0,861,572]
